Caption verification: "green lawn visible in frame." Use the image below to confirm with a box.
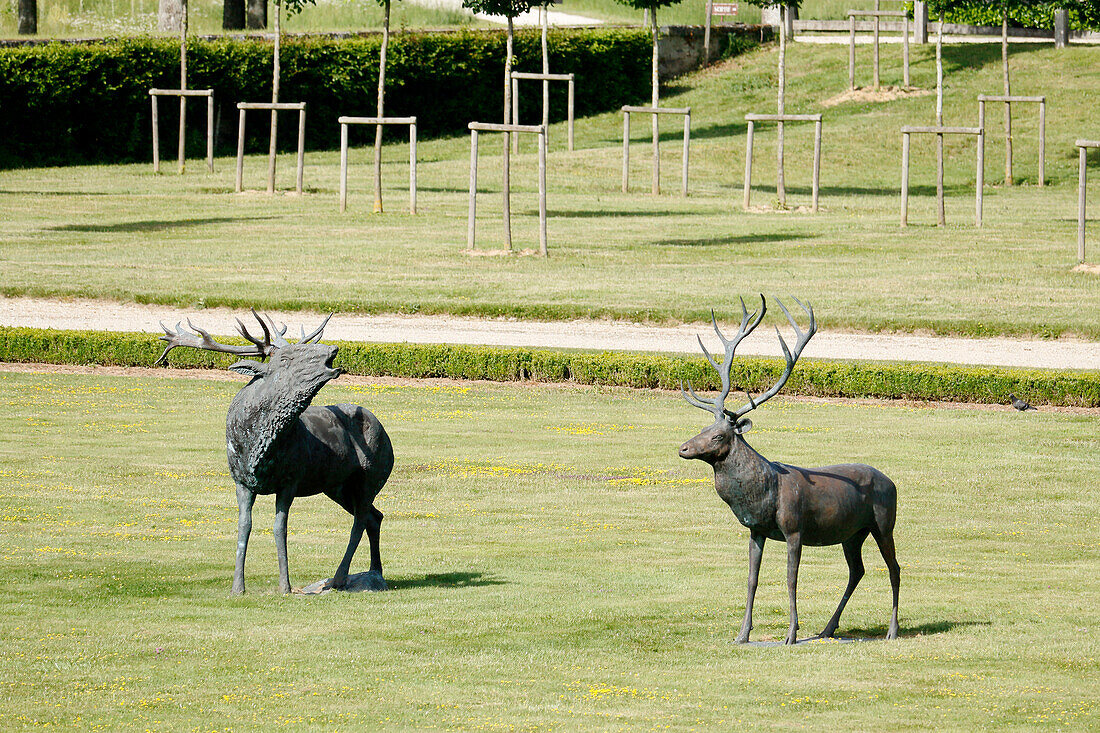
[0,368,1096,729]
[1,42,1098,338]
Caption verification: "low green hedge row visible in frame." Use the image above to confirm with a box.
[1,326,1097,407]
[939,2,1100,31]
[0,29,653,168]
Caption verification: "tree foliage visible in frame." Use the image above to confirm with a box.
[462,0,533,19]
[925,0,1100,30]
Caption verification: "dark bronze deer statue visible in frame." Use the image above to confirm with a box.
[679,295,899,644]
[156,310,393,595]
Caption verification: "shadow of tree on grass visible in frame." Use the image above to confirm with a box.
[47,216,277,233]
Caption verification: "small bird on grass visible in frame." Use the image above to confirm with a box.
[1009,394,1037,411]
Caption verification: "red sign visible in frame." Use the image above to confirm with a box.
[712,2,738,15]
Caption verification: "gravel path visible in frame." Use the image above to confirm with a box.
[2,296,1098,370]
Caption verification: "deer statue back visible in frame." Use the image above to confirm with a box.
[156,310,393,594]
[679,295,900,644]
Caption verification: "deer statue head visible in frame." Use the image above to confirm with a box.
[155,309,341,410]
[678,294,816,464]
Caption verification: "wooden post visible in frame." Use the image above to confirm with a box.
[1054,8,1068,48]
[744,119,755,210]
[567,77,575,152]
[538,126,548,256]
[651,8,660,196]
[978,98,985,191]
[903,15,910,88]
[848,13,855,90]
[1038,100,1046,187]
[511,77,520,155]
[776,4,786,206]
[937,132,945,227]
[873,0,880,91]
[976,125,984,227]
[409,122,417,215]
[503,130,512,250]
[622,111,630,193]
[468,129,478,250]
[812,118,821,212]
[295,107,305,194]
[1080,145,1088,263]
[206,95,214,172]
[901,131,909,227]
[235,107,246,193]
[339,122,348,212]
[681,111,690,197]
[936,11,945,227]
[178,95,187,175]
[704,0,713,65]
[178,0,187,176]
[267,0,281,195]
[1002,13,1013,186]
[151,95,160,173]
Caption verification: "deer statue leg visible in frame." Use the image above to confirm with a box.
[360,505,387,591]
[273,490,295,594]
[232,484,257,595]
[736,532,766,643]
[785,533,803,645]
[872,527,901,639]
[330,506,366,591]
[819,528,869,639]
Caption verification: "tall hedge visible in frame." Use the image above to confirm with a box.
[0,29,651,168]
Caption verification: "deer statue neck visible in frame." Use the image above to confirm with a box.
[224,343,342,492]
[711,434,780,531]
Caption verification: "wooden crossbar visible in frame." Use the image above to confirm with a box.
[338,116,418,214]
[235,102,307,194]
[338,116,417,125]
[847,9,907,16]
[1077,140,1100,148]
[745,113,823,123]
[469,122,545,134]
[901,126,982,135]
[237,102,306,111]
[977,95,1046,104]
[621,105,690,115]
[511,72,573,81]
[149,88,215,174]
[150,88,213,97]
[621,106,691,196]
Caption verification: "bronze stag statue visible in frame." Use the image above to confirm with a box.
[156,310,393,595]
[679,295,900,644]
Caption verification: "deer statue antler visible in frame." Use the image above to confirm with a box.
[730,296,816,419]
[155,309,278,365]
[681,294,767,418]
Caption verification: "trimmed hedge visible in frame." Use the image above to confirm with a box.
[936,1,1100,31]
[0,29,652,168]
[1,326,1098,407]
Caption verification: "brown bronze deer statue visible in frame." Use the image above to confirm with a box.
[679,295,900,644]
[156,310,393,595]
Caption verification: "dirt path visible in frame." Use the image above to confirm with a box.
[2,296,1098,370]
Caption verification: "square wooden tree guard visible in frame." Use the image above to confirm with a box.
[149,88,214,174]
[338,116,418,214]
[743,113,823,211]
[467,122,548,256]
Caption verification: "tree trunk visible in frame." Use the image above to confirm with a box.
[223,0,245,30]
[267,0,280,193]
[503,16,514,250]
[178,0,188,173]
[17,0,37,34]
[777,3,786,206]
[936,10,944,227]
[246,0,267,30]
[158,0,184,32]
[651,5,660,195]
[541,0,550,130]
[373,0,390,213]
[1002,11,1013,185]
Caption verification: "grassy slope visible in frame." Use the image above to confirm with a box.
[1,42,1098,338]
[0,369,1096,729]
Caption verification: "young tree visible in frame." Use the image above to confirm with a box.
[614,0,685,187]
[743,1,803,206]
[370,0,398,213]
[462,0,534,248]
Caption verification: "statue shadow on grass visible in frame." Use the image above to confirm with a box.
[47,216,276,233]
[388,571,506,591]
[743,619,991,647]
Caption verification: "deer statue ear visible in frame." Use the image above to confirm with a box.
[228,360,268,378]
[734,418,753,435]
